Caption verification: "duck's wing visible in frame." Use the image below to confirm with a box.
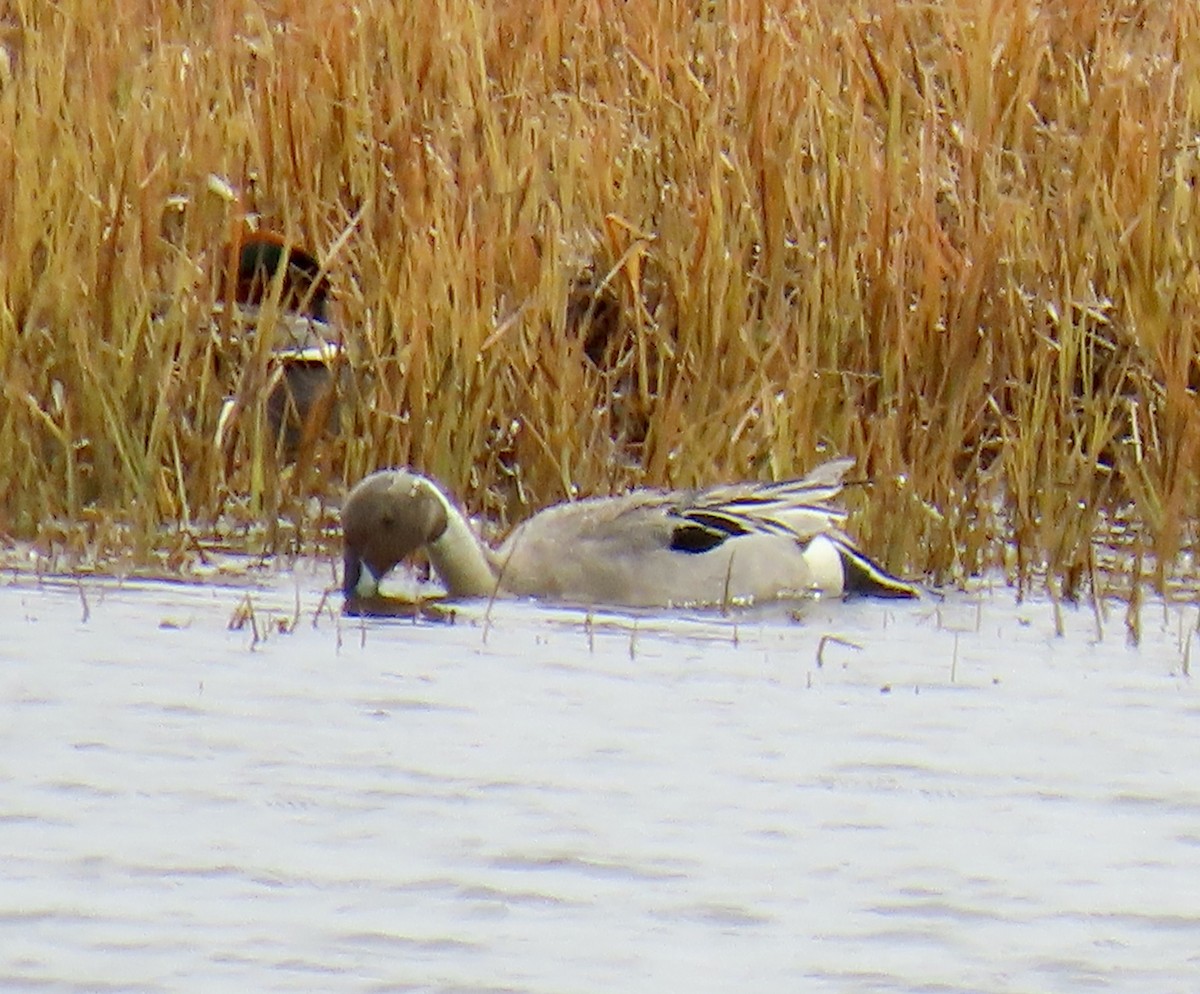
[495,459,917,604]
[668,458,855,552]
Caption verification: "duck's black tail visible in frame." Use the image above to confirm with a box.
[834,539,921,599]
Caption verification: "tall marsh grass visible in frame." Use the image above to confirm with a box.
[3,0,1200,597]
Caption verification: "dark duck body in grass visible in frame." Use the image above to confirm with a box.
[214,230,347,460]
[341,459,919,610]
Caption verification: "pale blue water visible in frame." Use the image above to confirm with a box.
[2,566,1199,993]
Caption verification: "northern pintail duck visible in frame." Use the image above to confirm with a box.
[215,230,346,457]
[341,459,919,609]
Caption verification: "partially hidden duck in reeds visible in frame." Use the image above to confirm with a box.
[214,230,346,458]
[341,459,919,610]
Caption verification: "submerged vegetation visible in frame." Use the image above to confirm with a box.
[3,0,1200,601]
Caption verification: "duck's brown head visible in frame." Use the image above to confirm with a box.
[225,230,331,322]
[341,471,450,598]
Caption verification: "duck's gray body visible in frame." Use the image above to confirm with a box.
[341,460,918,609]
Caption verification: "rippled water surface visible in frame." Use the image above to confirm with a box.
[3,565,1200,993]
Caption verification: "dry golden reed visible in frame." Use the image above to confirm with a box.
[3,0,1200,597]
